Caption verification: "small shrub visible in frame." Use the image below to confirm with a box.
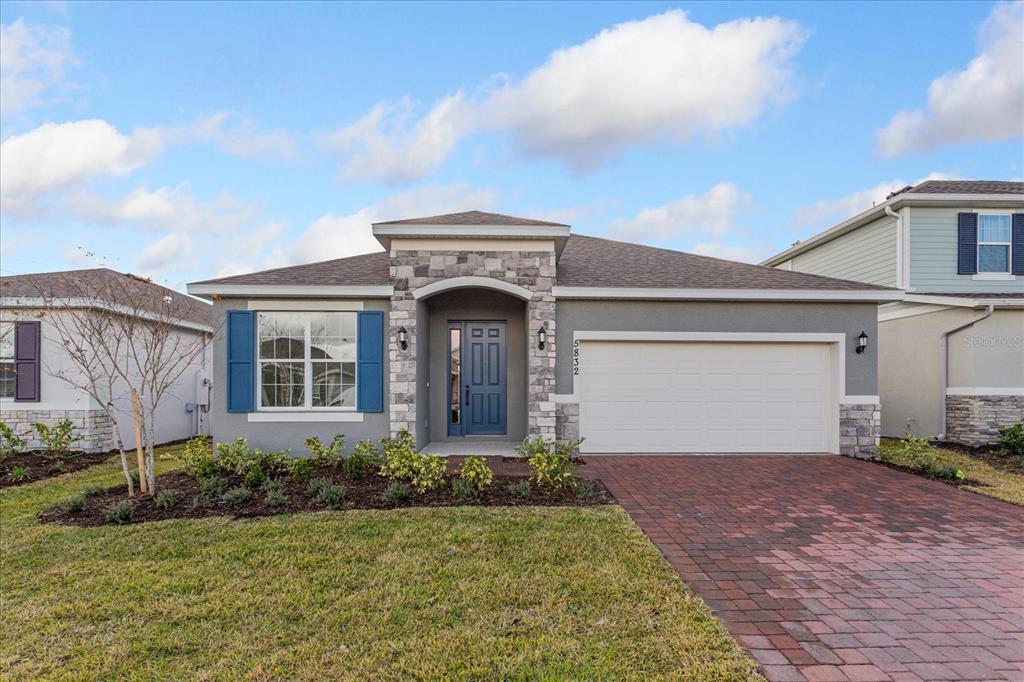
[999,422,1024,458]
[263,478,289,507]
[379,429,419,480]
[880,432,937,470]
[216,438,290,485]
[220,486,252,507]
[458,456,494,490]
[411,454,446,493]
[344,440,379,480]
[82,484,103,498]
[379,481,411,505]
[307,477,334,496]
[314,481,347,508]
[506,480,531,499]
[155,489,180,510]
[198,475,229,499]
[103,500,134,525]
[289,458,316,482]
[570,479,594,500]
[214,438,251,472]
[305,435,345,467]
[7,465,29,483]
[61,494,87,514]
[31,419,81,459]
[514,435,549,459]
[0,422,26,458]
[180,437,216,479]
[451,477,479,500]
[527,447,575,489]
[927,463,966,481]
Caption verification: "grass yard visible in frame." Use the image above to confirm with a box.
[1,444,760,681]
[878,438,1024,506]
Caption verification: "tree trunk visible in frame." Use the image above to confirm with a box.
[107,407,135,497]
[130,389,148,495]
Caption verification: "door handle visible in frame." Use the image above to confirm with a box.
[465,385,470,405]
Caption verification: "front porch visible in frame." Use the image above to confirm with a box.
[420,439,520,457]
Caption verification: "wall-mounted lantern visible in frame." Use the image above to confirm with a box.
[855,331,869,354]
[398,326,408,351]
[537,324,548,351]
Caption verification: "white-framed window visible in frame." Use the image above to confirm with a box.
[977,213,1012,273]
[0,322,14,399]
[257,312,356,410]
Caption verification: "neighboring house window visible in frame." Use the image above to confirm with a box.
[977,214,1012,273]
[257,312,356,409]
[0,322,14,399]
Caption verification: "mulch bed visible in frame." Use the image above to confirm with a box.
[40,467,614,527]
[1,450,116,489]
[935,441,1024,476]
[871,459,987,489]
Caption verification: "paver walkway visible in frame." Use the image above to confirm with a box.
[583,455,1024,682]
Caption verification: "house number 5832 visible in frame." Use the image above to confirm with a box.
[573,339,580,376]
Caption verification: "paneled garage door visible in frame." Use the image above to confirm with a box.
[578,341,835,454]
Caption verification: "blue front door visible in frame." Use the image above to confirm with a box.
[451,321,506,436]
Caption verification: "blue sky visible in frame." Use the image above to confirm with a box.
[1,1,1022,292]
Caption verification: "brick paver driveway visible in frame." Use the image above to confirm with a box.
[583,455,1024,682]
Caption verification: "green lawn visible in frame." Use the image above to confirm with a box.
[878,439,1024,506]
[1,445,760,681]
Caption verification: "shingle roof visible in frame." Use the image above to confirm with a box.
[373,210,568,227]
[190,236,889,292]
[903,180,1024,195]
[555,235,886,290]
[1,268,214,326]
[916,292,1024,299]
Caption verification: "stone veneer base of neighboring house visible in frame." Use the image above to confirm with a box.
[840,403,881,459]
[0,408,115,453]
[945,395,1024,447]
[388,249,557,440]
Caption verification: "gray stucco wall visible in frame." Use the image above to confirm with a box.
[425,289,527,443]
[210,298,391,454]
[555,301,879,396]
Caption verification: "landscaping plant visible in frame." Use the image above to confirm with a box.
[61,494,87,514]
[31,419,82,460]
[304,435,345,467]
[451,477,479,500]
[344,440,379,480]
[103,501,134,525]
[379,430,419,480]
[526,442,577,489]
[82,484,104,498]
[1000,422,1024,458]
[506,480,531,499]
[220,486,252,507]
[379,481,411,505]
[313,481,347,508]
[410,454,446,493]
[180,437,218,480]
[0,422,26,459]
[7,466,29,483]
[198,475,230,499]
[570,479,594,500]
[262,479,289,507]
[155,490,180,510]
[457,456,494,490]
[288,458,316,482]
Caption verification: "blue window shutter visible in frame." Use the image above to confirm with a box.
[357,311,384,413]
[226,310,255,413]
[957,212,978,275]
[1012,214,1024,276]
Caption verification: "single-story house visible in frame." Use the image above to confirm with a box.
[0,268,215,452]
[187,211,902,458]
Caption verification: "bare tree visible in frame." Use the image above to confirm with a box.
[28,270,213,495]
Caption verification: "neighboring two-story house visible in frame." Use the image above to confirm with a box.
[763,180,1023,446]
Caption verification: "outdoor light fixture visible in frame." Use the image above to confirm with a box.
[398,326,408,351]
[537,324,547,350]
[856,331,869,354]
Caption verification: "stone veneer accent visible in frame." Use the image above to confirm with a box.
[555,401,579,441]
[0,408,115,453]
[388,249,557,439]
[839,403,881,459]
[945,395,1024,447]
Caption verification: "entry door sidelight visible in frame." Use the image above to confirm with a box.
[449,321,506,436]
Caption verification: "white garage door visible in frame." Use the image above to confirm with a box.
[578,341,835,454]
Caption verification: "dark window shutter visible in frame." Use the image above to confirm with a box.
[14,321,41,402]
[957,212,978,275]
[356,311,384,413]
[226,310,255,413]
[1012,213,1024,276]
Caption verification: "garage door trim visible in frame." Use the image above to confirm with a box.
[569,331,848,455]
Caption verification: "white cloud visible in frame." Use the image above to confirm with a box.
[0,18,76,115]
[689,242,774,264]
[191,112,298,161]
[876,2,1024,157]
[321,95,465,182]
[136,232,190,273]
[794,172,960,227]
[289,182,496,264]
[325,9,806,181]
[70,184,257,234]
[0,119,163,214]
[0,232,39,257]
[610,182,753,241]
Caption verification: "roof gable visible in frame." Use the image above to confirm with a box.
[372,210,568,227]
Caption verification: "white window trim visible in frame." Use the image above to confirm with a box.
[256,311,358,412]
[975,210,1014,276]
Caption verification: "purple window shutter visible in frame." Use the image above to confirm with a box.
[957,213,977,275]
[14,321,41,402]
[1012,214,1024,276]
